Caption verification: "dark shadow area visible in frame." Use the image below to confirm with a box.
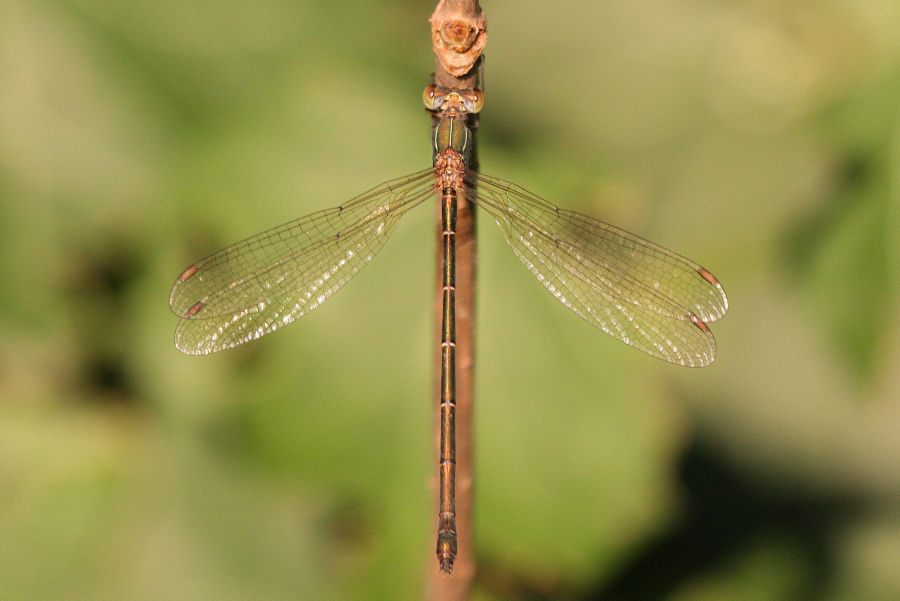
[582,438,862,601]
[64,238,144,404]
[84,354,130,399]
[479,436,864,601]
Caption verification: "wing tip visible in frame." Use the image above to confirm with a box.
[696,266,719,287]
[689,312,711,333]
[178,264,200,282]
[182,301,205,319]
[697,266,729,317]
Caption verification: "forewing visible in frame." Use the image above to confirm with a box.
[170,169,435,354]
[469,172,727,367]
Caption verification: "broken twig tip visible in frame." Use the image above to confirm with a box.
[430,0,487,76]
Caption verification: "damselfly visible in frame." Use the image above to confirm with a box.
[169,80,728,573]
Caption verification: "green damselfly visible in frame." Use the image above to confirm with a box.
[169,78,728,574]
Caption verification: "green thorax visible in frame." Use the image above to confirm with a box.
[423,84,483,167]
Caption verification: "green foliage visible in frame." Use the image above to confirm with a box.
[1,1,898,600]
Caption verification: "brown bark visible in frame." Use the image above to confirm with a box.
[429,0,486,80]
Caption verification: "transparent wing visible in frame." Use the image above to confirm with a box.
[468,172,728,367]
[170,169,436,355]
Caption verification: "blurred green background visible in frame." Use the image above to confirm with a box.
[1,0,898,599]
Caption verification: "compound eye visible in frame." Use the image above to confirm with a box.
[470,89,484,113]
[423,85,439,109]
[459,89,484,113]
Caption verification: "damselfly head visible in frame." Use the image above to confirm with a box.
[423,85,484,115]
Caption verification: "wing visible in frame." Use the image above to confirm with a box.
[468,172,728,367]
[170,169,435,355]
